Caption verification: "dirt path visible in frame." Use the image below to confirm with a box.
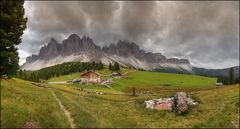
[51,91,76,128]
[48,81,68,84]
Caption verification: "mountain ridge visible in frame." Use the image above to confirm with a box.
[22,34,192,71]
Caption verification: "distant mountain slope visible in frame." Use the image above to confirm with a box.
[193,66,239,78]
[22,34,192,72]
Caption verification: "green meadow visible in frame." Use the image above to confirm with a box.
[1,69,239,128]
[48,69,217,91]
[112,71,217,90]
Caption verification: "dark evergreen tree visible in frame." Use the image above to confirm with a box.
[0,0,27,76]
[99,61,104,69]
[217,76,230,85]
[114,62,120,71]
[109,63,112,71]
[235,76,239,83]
[229,67,234,84]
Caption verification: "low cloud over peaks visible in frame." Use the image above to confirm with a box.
[18,1,239,68]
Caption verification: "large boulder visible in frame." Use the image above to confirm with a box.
[174,92,188,114]
[144,97,174,110]
[144,100,155,109]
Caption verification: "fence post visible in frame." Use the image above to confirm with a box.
[132,87,136,96]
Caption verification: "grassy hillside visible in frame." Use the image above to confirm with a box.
[51,84,239,128]
[1,78,69,128]
[1,71,238,128]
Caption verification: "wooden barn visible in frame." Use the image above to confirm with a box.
[111,72,122,78]
[80,71,102,84]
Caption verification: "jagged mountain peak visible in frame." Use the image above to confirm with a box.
[22,34,192,71]
[67,34,81,41]
[68,33,79,38]
[48,38,59,46]
[116,40,139,48]
[50,37,58,42]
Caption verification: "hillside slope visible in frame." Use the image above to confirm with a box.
[1,75,239,128]
[1,78,69,128]
[52,84,239,128]
[193,66,239,77]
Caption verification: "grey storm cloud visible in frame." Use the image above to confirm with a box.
[18,1,239,69]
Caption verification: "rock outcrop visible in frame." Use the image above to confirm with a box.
[144,92,198,114]
[145,97,174,111]
[173,92,189,114]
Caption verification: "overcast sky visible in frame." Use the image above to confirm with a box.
[18,1,239,69]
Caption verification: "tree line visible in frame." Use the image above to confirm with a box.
[217,67,239,85]
[15,62,104,82]
[109,62,120,71]
[217,76,239,85]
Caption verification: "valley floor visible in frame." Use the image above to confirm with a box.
[1,71,239,128]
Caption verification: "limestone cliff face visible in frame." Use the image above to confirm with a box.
[23,34,192,71]
[102,40,189,64]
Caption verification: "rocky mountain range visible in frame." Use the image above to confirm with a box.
[22,34,193,71]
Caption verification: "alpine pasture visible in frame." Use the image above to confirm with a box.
[1,69,239,128]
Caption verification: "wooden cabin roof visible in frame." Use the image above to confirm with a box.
[112,72,122,76]
[80,71,102,77]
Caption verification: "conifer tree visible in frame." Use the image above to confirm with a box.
[109,63,112,71]
[114,62,120,71]
[0,0,27,76]
[229,67,234,84]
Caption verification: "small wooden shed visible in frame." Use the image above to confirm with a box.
[112,72,122,78]
[216,82,223,86]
